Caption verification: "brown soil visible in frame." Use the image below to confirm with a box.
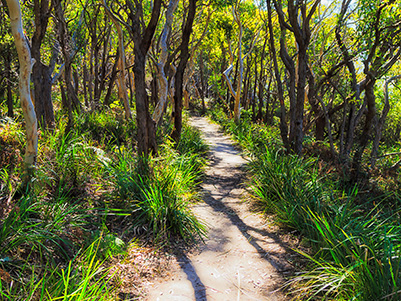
[146,117,293,301]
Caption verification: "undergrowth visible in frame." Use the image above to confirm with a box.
[0,110,207,299]
[209,108,401,300]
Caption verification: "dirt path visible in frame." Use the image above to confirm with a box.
[146,117,291,301]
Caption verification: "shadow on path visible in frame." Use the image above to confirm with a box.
[202,175,293,274]
[179,253,207,301]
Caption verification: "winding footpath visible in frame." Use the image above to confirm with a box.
[146,117,291,301]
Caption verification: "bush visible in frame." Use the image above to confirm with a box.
[106,138,207,242]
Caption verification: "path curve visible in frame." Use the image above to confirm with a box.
[146,117,291,301]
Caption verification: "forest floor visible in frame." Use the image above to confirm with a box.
[145,116,294,301]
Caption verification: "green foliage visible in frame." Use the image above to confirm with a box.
[211,106,401,300]
[0,108,207,299]
[177,123,209,157]
[250,149,401,300]
[249,149,327,228]
[74,110,136,150]
[209,107,282,154]
[0,239,117,300]
[106,136,207,242]
[0,192,82,260]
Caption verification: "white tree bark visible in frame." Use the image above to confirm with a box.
[182,8,213,109]
[153,0,179,124]
[6,0,38,181]
[102,0,132,119]
[223,4,260,123]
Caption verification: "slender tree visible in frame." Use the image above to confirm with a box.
[152,0,179,125]
[172,0,198,143]
[102,0,132,120]
[6,0,38,184]
[125,0,162,157]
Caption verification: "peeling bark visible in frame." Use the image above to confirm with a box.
[223,6,259,124]
[153,0,179,124]
[6,0,38,183]
[102,0,132,119]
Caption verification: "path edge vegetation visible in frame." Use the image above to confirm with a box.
[2,0,401,299]
[0,110,208,299]
[208,108,401,300]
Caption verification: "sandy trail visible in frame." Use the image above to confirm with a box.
[146,117,291,301]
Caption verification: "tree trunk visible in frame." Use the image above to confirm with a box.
[370,76,401,167]
[268,0,289,150]
[31,0,55,129]
[199,50,206,113]
[252,55,258,121]
[102,0,132,119]
[274,0,320,154]
[353,79,376,169]
[152,0,179,124]
[306,66,325,141]
[83,62,89,107]
[103,50,120,107]
[6,0,38,184]
[172,0,197,143]
[32,62,55,128]
[128,0,162,158]
[242,57,250,111]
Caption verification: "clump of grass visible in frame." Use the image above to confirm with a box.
[249,148,329,231]
[209,109,282,155]
[37,122,109,200]
[210,107,401,300]
[0,112,130,300]
[74,110,136,149]
[0,239,117,300]
[249,147,401,300]
[177,123,209,156]
[105,125,208,243]
[0,106,208,299]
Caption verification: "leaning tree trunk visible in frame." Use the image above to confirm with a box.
[370,76,401,168]
[352,79,376,170]
[6,0,38,184]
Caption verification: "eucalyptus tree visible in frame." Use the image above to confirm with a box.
[266,0,289,149]
[272,0,320,154]
[31,0,56,129]
[152,0,180,125]
[5,0,38,184]
[53,0,86,130]
[222,0,260,123]
[104,0,162,158]
[128,0,162,156]
[332,0,401,168]
[171,0,199,143]
[351,0,401,168]
[102,0,132,120]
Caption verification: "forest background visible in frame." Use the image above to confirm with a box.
[1,0,401,299]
